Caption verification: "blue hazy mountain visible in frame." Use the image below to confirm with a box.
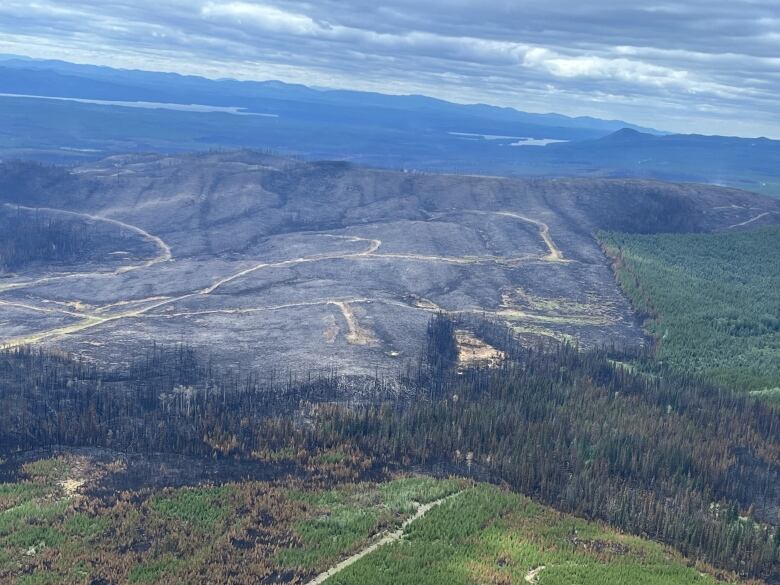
[0,56,778,197]
[537,128,780,188]
[0,56,658,138]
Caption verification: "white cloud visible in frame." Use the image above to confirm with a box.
[521,47,749,98]
[0,0,777,136]
[201,2,321,36]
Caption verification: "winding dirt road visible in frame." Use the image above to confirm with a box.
[0,235,382,348]
[727,211,773,229]
[491,211,564,262]
[0,207,568,349]
[0,204,172,294]
[456,210,565,262]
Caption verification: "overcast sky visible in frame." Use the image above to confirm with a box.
[1,0,779,137]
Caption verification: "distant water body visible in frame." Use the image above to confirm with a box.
[448,131,567,146]
[0,93,279,117]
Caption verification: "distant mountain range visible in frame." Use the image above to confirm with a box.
[0,55,659,137]
[0,55,778,197]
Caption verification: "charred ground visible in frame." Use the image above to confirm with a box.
[1,151,777,377]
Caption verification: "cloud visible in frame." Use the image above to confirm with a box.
[201,2,321,36]
[0,0,778,137]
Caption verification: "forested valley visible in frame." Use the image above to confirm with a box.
[600,227,780,396]
[1,315,778,581]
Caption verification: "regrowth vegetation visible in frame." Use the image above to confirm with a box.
[0,314,778,581]
[0,459,738,585]
[329,485,731,585]
[311,341,780,581]
[0,459,467,585]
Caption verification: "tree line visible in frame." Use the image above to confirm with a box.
[599,227,780,394]
[0,316,777,580]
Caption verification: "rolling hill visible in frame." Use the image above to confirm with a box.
[0,152,777,376]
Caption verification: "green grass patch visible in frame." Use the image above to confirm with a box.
[280,506,381,569]
[259,446,298,462]
[62,513,110,538]
[315,450,350,465]
[750,387,780,404]
[16,571,62,585]
[0,499,70,544]
[380,477,463,514]
[326,485,727,585]
[128,556,182,583]
[0,482,48,512]
[21,458,70,481]
[148,485,235,533]
[280,477,465,569]
[278,484,385,569]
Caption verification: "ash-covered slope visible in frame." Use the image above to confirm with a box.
[0,152,777,376]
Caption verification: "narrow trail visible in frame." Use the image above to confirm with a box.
[93,296,171,314]
[141,297,377,346]
[727,211,772,229]
[144,298,371,318]
[0,204,172,293]
[305,491,462,585]
[141,297,429,320]
[0,298,93,319]
[436,210,566,262]
[492,211,564,262]
[0,237,382,348]
[5,204,173,266]
[199,236,381,295]
[1,315,111,348]
[331,300,376,345]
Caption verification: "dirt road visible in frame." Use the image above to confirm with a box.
[0,204,172,293]
[0,205,569,349]
[305,491,463,585]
